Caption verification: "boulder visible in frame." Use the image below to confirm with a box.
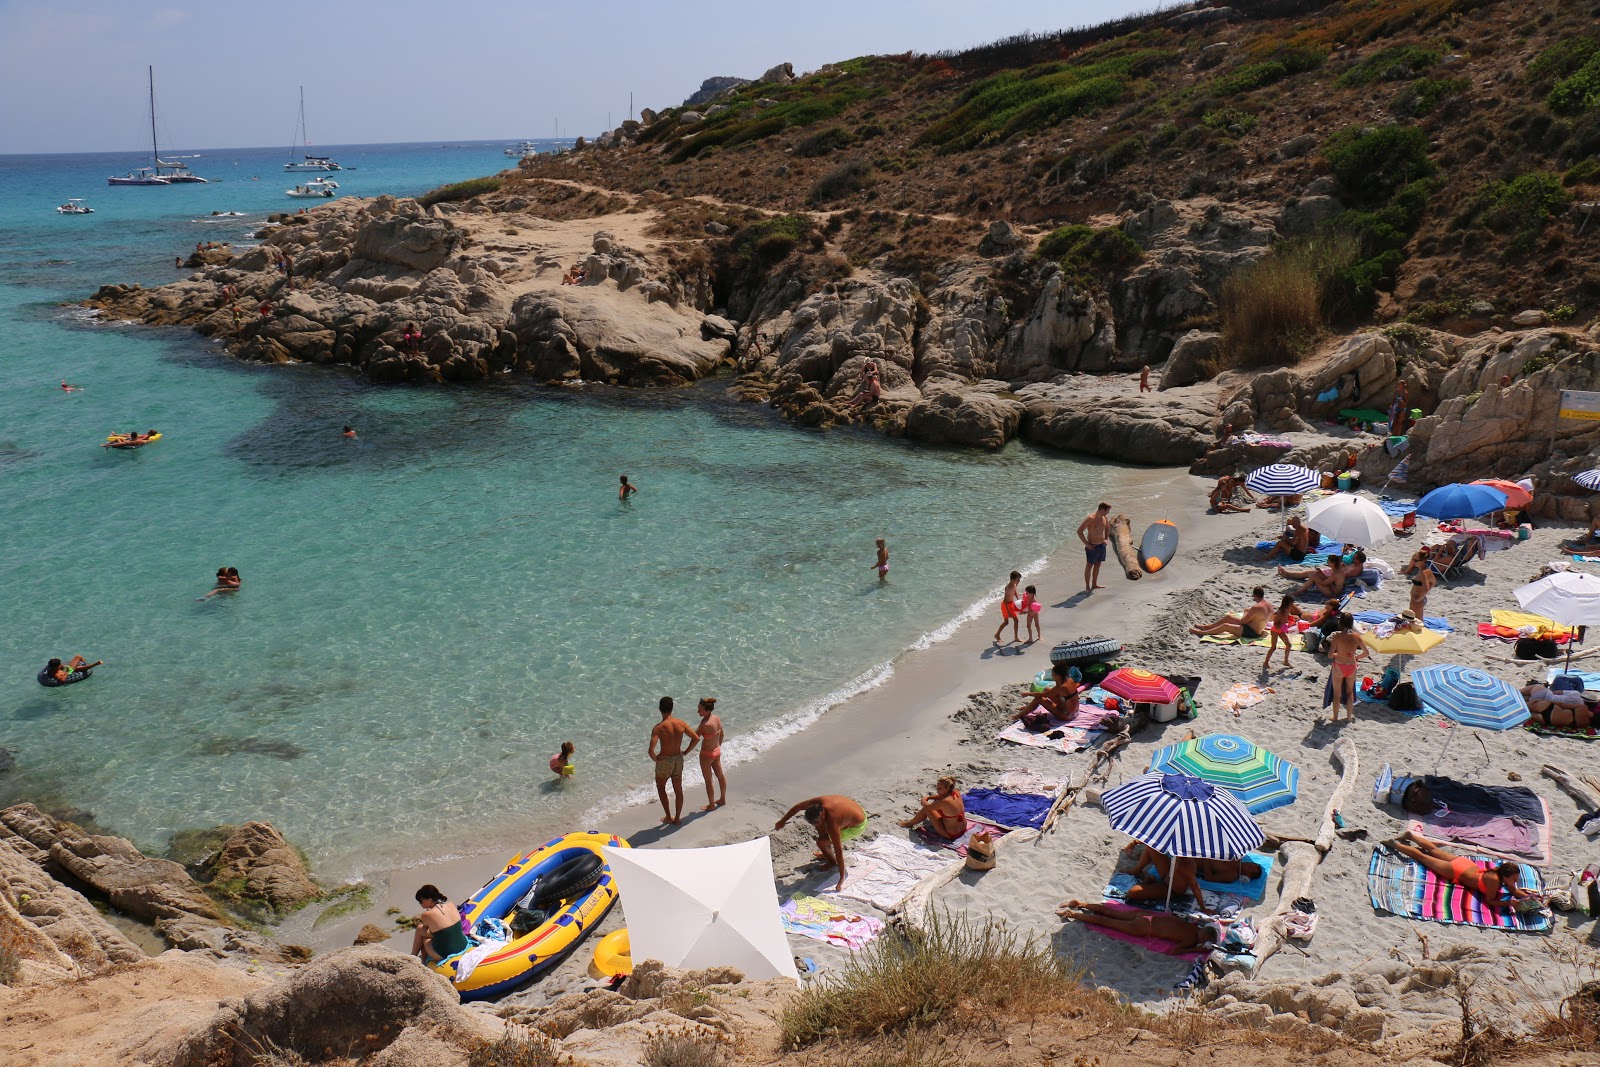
[978,220,1026,257]
[701,314,737,342]
[1277,195,1344,237]
[683,76,749,107]
[1160,330,1221,390]
[639,107,658,125]
[904,381,1026,450]
[0,836,144,985]
[678,111,705,124]
[757,62,795,85]
[1274,134,1319,160]
[1019,378,1218,464]
[1511,309,1549,327]
[355,923,390,945]
[169,947,501,1067]
[207,822,322,913]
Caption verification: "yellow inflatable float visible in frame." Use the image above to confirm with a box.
[103,431,161,449]
[429,831,626,1001]
[591,928,631,978]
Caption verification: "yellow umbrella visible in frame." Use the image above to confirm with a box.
[1361,627,1445,656]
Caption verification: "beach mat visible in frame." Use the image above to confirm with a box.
[1218,682,1273,711]
[829,834,950,911]
[1075,900,1211,959]
[1367,848,1550,931]
[780,892,884,950]
[996,719,1105,755]
[1523,721,1600,740]
[912,817,1005,857]
[962,788,1053,830]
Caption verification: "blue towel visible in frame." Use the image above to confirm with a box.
[1197,851,1274,901]
[1351,611,1453,633]
[962,788,1053,830]
[1377,497,1418,517]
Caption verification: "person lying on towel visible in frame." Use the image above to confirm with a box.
[1057,900,1223,952]
[1385,830,1540,910]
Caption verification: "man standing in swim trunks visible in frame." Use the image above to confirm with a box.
[1078,503,1112,594]
[648,697,698,825]
[993,570,1023,644]
[696,697,726,811]
[775,794,867,891]
[871,538,889,582]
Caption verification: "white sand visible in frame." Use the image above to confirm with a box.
[297,476,1600,1040]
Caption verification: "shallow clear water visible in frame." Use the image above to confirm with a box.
[0,142,1116,871]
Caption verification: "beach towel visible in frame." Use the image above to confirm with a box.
[451,936,509,985]
[1217,682,1273,711]
[1367,848,1550,931]
[829,834,951,911]
[997,768,1066,794]
[962,788,1054,829]
[1074,900,1211,959]
[996,718,1105,755]
[1408,806,1552,867]
[1419,777,1546,823]
[1378,497,1419,517]
[1228,433,1294,448]
[781,892,884,950]
[1199,631,1307,649]
[1572,555,1600,564]
[1523,720,1600,740]
[1491,610,1577,637]
[912,817,1006,857]
[1351,610,1454,633]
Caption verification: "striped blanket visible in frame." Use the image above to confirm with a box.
[1367,848,1550,932]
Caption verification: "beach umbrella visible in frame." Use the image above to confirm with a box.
[1471,479,1532,509]
[1515,570,1600,668]
[1415,482,1507,520]
[1102,772,1264,862]
[1410,663,1529,772]
[1101,668,1179,704]
[1360,626,1446,657]
[1244,463,1321,498]
[1573,469,1600,491]
[1147,734,1300,814]
[1305,493,1393,549]
[602,838,797,980]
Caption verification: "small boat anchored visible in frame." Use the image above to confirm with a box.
[284,88,343,171]
[57,199,95,215]
[108,67,208,186]
[286,176,338,199]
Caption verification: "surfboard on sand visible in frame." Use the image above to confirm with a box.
[1140,520,1179,573]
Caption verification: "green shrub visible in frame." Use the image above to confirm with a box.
[1336,44,1443,87]
[810,159,873,204]
[1394,76,1468,116]
[855,122,886,140]
[1323,125,1434,206]
[417,176,502,207]
[1478,172,1572,240]
[1201,107,1259,136]
[1528,37,1600,83]
[1036,224,1143,279]
[1550,53,1600,115]
[794,127,855,157]
[1566,158,1600,186]
[1211,60,1286,96]
[725,215,813,274]
[1098,135,1145,172]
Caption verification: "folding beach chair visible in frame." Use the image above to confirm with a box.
[1434,538,1477,581]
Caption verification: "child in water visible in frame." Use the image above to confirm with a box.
[550,741,575,778]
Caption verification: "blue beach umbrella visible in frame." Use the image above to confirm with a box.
[1415,482,1507,520]
[1573,469,1600,491]
[1148,734,1300,814]
[1410,664,1529,730]
[1101,772,1264,861]
[1244,463,1321,498]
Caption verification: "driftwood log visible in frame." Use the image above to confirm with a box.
[1542,763,1600,813]
[1252,738,1359,973]
[1042,729,1132,834]
[1109,514,1142,580]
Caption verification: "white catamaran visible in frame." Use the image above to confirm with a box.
[108,68,209,186]
[284,88,343,172]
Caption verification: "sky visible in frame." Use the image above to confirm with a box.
[0,0,1163,154]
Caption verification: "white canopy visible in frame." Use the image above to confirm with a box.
[1515,570,1600,627]
[602,837,798,982]
[1304,493,1393,549]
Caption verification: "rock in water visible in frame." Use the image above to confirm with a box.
[210,821,323,911]
[354,922,389,945]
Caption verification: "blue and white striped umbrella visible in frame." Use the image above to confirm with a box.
[1244,463,1321,497]
[1410,664,1530,730]
[1573,469,1600,491]
[1101,772,1264,860]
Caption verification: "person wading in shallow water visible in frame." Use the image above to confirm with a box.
[1078,502,1111,594]
[619,474,637,501]
[871,538,889,582]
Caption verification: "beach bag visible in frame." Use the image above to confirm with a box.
[965,831,997,872]
[1515,636,1559,660]
[1552,674,1585,693]
[1388,682,1420,712]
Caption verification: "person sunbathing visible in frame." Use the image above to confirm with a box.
[1013,662,1081,723]
[1121,844,1204,904]
[1189,586,1271,639]
[1256,493,1303,509]
[1056,900,1221,952]
[1384,831,1539,910]
[898,776,967,839]
[1209,475,1251,514]
[1278,555,1358,599]
[1195,857,1264,884]
[1520,682,1594,730]
[1260,517,1316,562]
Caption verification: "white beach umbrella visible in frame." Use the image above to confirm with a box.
[1514,571,1600,669]
[603,838,798,981]
[1305,493,1394,549]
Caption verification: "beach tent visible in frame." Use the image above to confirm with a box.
[1147,734,1299,814]
[602,838,798,981]
[1305,493,1393,549]
[1514,570,1600,668]
[1415,483,1507,520]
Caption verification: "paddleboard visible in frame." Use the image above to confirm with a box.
[1140,520,1179,573]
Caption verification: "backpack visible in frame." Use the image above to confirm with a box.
[1515,636,1559,660]
[1388,681,1420,712]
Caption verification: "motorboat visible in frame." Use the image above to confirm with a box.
[57,199,95,214]
[284,88,343,171]
[286,177,338,199]
[108,68,207,186]
[504,141,539,157]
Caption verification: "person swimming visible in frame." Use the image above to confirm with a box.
[38,655,101,687]
[619,474,637,501]
[342,425,357,439]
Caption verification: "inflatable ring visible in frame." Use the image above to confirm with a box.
[1049,635,1120,667]
[37,667,90,687]
[591,928,631,978]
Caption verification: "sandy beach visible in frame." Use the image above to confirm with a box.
[297,469,1600,1042]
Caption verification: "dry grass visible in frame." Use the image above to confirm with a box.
[643,1027,731,1067]
[467,1030,570,1067]
[1216,250,1324,371]
[780,910,1100,1048]
[0,923,23,986]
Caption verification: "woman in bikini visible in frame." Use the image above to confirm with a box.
[1056,900,1222,952]
[1385,831,1537,910]
[410,884,467,962]
[1325,613,1369,723]
[1012,663,1081,724]
[1520,682,1594,730]
[696,697,726,810]
[1262,594,1299,671]
[898,775,967,839]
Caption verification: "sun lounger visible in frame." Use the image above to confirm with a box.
[1367,847,1550,931]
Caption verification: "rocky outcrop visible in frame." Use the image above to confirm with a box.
[0,803,298,961]
[0,836,144,986]
[207,822,322,914]
[169,946,501,1067]
[1160,329,1220,390]
[683,76,750,107]
[904,381,1026,450]
[1020,378,1219,464]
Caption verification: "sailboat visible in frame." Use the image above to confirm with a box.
[108,68,209,186]
[284,88,343,172]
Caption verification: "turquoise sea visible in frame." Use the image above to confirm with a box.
[0,141,1116,875]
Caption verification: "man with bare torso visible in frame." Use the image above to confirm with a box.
[1078,503,1111,594]
[649,697,698,825]
[776,794,867,891]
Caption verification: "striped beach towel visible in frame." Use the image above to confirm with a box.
[1367,848,1550,932]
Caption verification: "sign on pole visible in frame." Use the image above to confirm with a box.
[1558,390,1600,421]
